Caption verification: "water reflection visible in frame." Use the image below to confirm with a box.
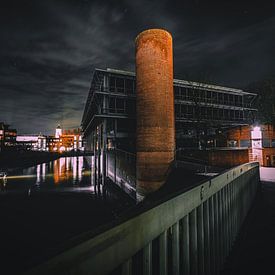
[1,156,93,194]
[35,156,87,185]
[0,177,7,192]
[0,156,135,212]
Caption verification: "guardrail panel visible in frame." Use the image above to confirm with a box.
[27,162,259,275]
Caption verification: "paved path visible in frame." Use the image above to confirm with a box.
[260,167,275,182]
[221,167,275,275]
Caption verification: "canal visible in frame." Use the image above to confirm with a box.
[0,156,135,274]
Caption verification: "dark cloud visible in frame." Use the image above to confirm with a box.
[0,0,275,134]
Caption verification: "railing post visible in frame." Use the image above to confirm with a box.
[220,189,225,265]
[182,215,190,275]
[203,200,211,275]
[190,208,198,275]
[143,242,152,275]
[159,230,168,275]
[214,193,220,273]
[209,196,216,274]
[197,204,205,275]
[172,222,180,275]
[227,184,231,254]
[232,179,237,239]
[122,259,132,275]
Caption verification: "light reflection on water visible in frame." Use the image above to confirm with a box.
[0,156,95,194]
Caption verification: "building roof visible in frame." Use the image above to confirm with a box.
[101,68,257,96]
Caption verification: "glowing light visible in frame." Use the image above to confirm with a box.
[253,126,260,132]
[251,126,262,140]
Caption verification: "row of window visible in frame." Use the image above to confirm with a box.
[109,76,135,94]
[175,104,247,120]
[103,97,254,121]
[228,139,275,148]
[108,77,248,108]
[174,86,244,107]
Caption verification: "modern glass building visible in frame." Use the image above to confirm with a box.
[81,68,257,196]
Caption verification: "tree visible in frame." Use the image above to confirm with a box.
[247,76,275,125]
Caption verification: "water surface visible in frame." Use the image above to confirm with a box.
[0,156,134,274]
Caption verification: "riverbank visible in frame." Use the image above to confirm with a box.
[0,150,93,170]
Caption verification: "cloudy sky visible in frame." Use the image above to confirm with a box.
[1,0,275,134]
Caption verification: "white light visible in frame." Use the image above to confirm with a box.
[251,126,262,139]
[253,126,261,132]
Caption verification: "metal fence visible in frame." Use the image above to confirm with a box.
[27,162,259,275]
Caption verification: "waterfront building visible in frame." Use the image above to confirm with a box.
[49,126,83,152]
[81,68,258,194]
[16,134,48,151]
[0,122,17,151]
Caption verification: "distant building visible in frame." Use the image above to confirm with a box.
[49,125,83,152]
[16,135,39,150]
[16,134,48,151]
[0,122,17,152]
[227,124,275,167]
[55,124,62,138]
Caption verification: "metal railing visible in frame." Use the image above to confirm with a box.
[27,162,259,275]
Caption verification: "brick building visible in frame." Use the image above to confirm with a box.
[227,124,275,166]
[49,125,83,152]
[0,122,17,152]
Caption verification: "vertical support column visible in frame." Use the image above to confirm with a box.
[214,193,220,273]
[172,222,180,275]
[233,180,237,238]
[114,119,117,184]
[218,190,224,266]
[190,208,198,275]
[143,242,152,275]
[122,259,132,275]
[225,186,229,257]
[197,204,205,275]
[102,119,107,186]
[97,125,101,190]
[225,185,230,256]
[182,215,190,275]
[93,130,97,188]
[219,189,225,263]
[229,182,234,248]
[159,230,168,275]
[102,75,108,185]
[209,196,216,274]
[203,200,211,275]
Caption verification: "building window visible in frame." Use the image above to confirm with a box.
[116,98,125,112]
[125,79,134,94]
[262,139,270,148]
[240,139,251,147]
[228,140,237,147]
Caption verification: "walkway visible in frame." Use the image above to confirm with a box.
[221,167,275,275]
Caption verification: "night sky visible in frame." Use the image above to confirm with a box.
[1,0,275,134]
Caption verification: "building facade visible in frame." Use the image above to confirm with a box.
[16,126,84,153]
[227,124,275,167]
[0,122,17,152]
[48,126,83,152]
[81,68,258,194]
[16,135,52,151]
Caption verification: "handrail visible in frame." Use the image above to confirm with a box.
[26,162,260,275]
